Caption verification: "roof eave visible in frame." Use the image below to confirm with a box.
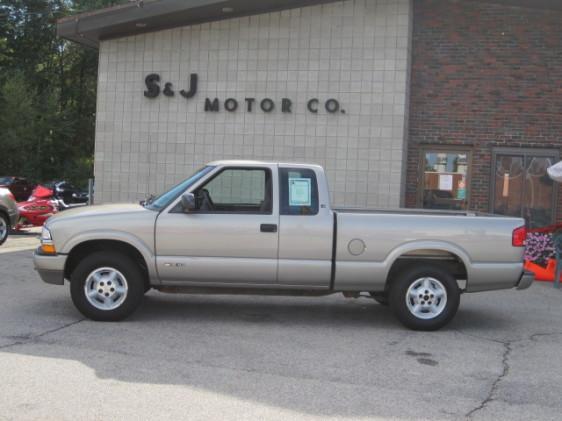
[57,0,340,48]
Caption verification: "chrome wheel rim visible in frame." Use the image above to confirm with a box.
[0,217,7,242]
[84,267,128,311]
[405,277,447,320]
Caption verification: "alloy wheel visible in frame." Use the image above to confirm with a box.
[84,267,129,311]
[405,277,448,320]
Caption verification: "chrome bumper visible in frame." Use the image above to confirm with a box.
[34,249,67,285]
[516,271,535,290]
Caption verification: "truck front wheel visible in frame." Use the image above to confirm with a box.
[70,251,144,321]
[389,264,460,331]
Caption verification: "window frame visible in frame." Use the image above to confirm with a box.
[188,166,273,215]
[490,147,559,225]
[417,146,473,210]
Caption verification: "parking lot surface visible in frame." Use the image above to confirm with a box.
[1,232,561,421]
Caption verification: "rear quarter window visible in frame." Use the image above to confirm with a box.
[279,168,319,216]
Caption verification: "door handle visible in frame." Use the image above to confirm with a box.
[260,224,278,233]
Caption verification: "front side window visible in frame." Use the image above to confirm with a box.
[195,168,272,214]
[420,150,470,211]
[279,168,319,216]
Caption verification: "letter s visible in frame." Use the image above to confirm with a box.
[144,74,160,98]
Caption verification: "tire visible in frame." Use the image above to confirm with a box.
[389,264,460,331]
[0,213,9,246]
[369,292,389,306]
[70,251,144,321]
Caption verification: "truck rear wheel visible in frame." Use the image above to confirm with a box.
[70,251,144,321]
[389,264,460,331]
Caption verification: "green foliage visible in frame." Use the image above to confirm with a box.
[0,0,126,187]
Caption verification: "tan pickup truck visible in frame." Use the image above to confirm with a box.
[34,161,533,330]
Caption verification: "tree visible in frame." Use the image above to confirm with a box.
[0,0,126,186]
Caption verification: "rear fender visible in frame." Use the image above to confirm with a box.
[383,240,472,281]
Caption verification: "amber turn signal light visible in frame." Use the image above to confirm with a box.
[40,244,57,255]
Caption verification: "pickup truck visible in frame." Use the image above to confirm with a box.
[34,160,534,330]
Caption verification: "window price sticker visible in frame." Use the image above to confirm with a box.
[289,178,311,206]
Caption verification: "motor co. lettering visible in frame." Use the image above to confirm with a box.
[144,73,346,114]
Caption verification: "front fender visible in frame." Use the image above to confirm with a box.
[59,230,158,283]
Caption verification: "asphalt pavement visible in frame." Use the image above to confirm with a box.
[1,230,561,420]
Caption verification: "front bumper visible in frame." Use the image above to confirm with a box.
[516,270,535,290]
[34,248,67,285]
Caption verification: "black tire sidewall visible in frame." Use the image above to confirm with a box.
[0,213,9,246]
[389,265,460,331]
[70,251,144,321]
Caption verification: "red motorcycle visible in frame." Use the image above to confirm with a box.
[16,185,58,229]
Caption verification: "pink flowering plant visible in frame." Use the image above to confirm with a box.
[524,233,555,266]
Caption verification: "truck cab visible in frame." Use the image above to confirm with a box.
[153,161,334,288]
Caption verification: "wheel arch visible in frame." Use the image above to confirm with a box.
[64,239,152,289]
[383,241,470,291]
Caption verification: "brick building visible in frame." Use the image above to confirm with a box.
[58,0,562,227]
[406,0,562,227]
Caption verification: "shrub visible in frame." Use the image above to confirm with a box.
[524,233,555,266]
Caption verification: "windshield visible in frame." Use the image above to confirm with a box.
[145,166,215,211]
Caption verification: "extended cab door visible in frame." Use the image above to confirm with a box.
[277,166,334,288]
[155,165,279,285]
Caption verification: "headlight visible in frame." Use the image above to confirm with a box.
[40,227,56,255]
[41,227,52,242]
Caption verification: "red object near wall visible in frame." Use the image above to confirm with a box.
[524,259,561,282]
[528,223,562,234]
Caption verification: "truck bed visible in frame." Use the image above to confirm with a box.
[333,206,496,217]
[332,207,525,293]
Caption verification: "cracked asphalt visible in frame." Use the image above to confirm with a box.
[1,231,562,420]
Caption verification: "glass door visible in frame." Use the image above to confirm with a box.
[492,149,558,228]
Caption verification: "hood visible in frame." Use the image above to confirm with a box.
[47,203,150,223]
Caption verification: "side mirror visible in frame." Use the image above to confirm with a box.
[180,192,196,212]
